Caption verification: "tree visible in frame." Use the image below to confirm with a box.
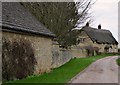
[21,1,93,48]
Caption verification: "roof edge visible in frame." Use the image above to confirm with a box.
[2,24,56,38]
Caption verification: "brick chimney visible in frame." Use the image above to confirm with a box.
[98,24,101,29]
[86,22,89,27]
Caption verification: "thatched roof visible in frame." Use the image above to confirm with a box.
[2,2,55,37]
[81,26,118,45]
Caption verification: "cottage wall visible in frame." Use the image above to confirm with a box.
[2,31,53,74]
[93,43,118,53]
[93,43,105,52]
[111,44,118,53]
[78,31,93,47]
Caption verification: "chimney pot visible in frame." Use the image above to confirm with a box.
[86,22,89,27]
[98,24,101,29]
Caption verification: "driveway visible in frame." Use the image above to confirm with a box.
[69,56,119,83]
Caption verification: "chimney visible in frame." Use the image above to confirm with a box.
[98,24,101,29]
[86,22,89,27]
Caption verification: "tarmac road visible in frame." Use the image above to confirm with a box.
[70,56,119,83]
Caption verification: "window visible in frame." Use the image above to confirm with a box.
[78,38,85,43]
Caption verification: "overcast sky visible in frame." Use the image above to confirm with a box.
[90,0,119,44]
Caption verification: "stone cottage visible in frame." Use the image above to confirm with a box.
[77,23,118,55]
[2,2,55,75]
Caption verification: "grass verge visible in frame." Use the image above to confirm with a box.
[117,57,120,66]
[5,54,114,84]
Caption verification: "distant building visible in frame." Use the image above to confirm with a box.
[77,22,118,55]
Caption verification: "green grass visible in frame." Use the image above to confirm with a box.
[6,54,114,84]
[117,58,120,66]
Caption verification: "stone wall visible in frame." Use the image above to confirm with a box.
[71,46,87,58]
[51,44,73,68]
[51,44,87,68]
[2,31,53,74]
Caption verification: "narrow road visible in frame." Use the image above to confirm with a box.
[70,56,119,83]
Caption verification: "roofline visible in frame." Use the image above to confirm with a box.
[81,29,118,45]
[83,30,95,42]
[1,21,56,38]
[2,25,56,38]
[79,28,95,42]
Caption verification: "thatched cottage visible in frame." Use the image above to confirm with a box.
[77,23,118,55]
[2,2,55,80]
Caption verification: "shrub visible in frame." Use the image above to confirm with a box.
[93,47,99,55]
[117,58,120,66]
[118,48,120,55]
[85,46,94,56]
[2,38,37,82]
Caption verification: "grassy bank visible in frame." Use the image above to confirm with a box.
[6,54,114,84]
[117,58,120,66]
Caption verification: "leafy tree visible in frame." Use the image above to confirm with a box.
[21,1,93,48]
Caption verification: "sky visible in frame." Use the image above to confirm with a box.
[90,0,119,46]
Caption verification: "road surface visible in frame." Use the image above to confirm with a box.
[70,56,119,83]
